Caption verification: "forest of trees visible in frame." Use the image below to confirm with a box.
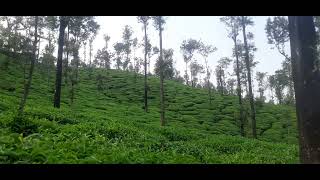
[0,16,320,163]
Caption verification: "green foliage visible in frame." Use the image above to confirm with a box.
[9,115,39,136]
[154,48,175,79]
[0,53,299,163]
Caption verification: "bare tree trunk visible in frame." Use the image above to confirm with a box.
[18,16,39,116]
[208,80,211,102]
[245,80,249,97]
[234,38,245,137]
[54,16,68,108]
[126,53,129,72]
[144,23,148,112]
[47,31,52,91]
[64,25,70,84]
[37,38,40,62]
[241,16,257,138]
[159,20,165,126]
[75,49,80,82]
[288,16,320,163]
[83,42,87,65]
[70,49,79,107]
[222,70,227,95]
[89,40,92,67]
[218,67,224,95]
[205,59,211,104]
[190,67,193,87]
[185,62,189,85]
[148,57,151,75]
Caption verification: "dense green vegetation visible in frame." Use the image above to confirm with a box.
[0,53,298,164]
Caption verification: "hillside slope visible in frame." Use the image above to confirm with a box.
[0,53,298,163]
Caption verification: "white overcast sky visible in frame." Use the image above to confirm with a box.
[85,16,290,101]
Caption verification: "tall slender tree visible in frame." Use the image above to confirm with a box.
[18,16,39,115]
[132,37,138,73]
[240,16,257,138]
[221,16,246,136]
[122,25,133,71]
[198,42,216,104]
[67,16,99,106]
[62,23,70,84]
[89,36,94,67]
[152,16,166,126]
[53,16,68,108]
[138,16,151,112]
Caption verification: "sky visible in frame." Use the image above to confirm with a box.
[86,16,290,101]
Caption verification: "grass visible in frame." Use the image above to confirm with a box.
[0,53,299,163]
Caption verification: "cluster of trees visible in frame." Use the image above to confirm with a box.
[218,16,259,137]
[0,16,100,109]
[265,16,294,105]
[0,16,176,127]
[0,16,301,134]
[1,16,320,163]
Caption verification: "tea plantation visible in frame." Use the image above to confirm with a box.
[0,53,299,163]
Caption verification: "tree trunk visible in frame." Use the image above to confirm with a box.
[18,16,39,116]
[75,49,80,82]
[159,20,165,126]
[218,67,224,95]
[234,38,245,137]
[144,23,148,112]
[54,16,68,108]
[205,59,211,105]
[37,37,40,62]
[148,57,151,75]
[222,70,227,95]
[190,67,193,87]
[126,53,129,71]
[241,16,257,138]
[89,40,92,67]
[208,79,211,104]
[47,31,52,91]
[288,16,320,163]
[83,43,86,65]
[64,25,70,84]
[70,49,79,107]
[185,62,189,85]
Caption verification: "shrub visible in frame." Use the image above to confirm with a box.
[9,115,38,136]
